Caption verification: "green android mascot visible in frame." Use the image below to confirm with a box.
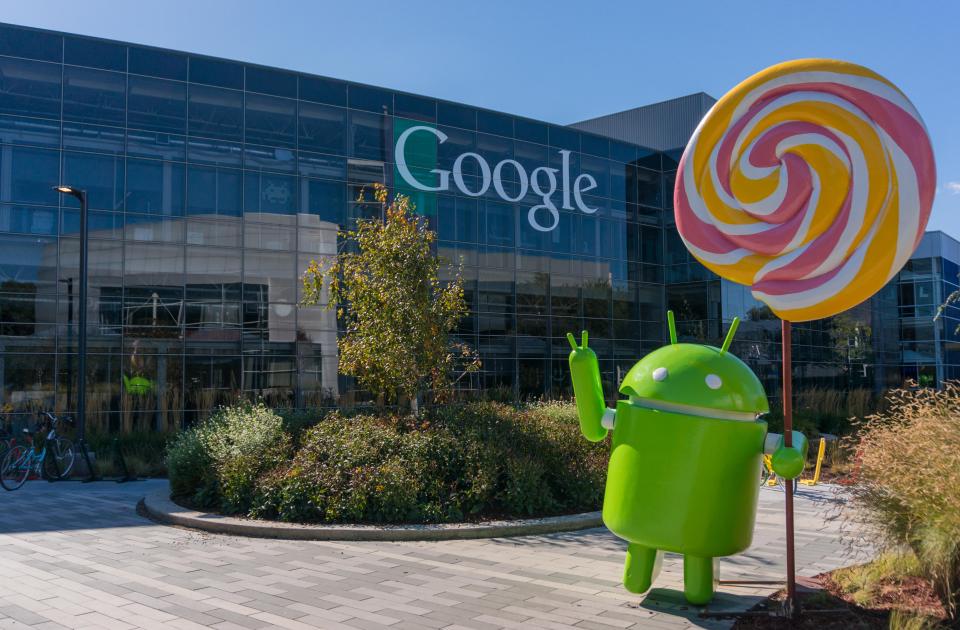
[567,311,807,605]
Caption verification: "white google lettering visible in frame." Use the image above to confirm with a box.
[395,125,599,232]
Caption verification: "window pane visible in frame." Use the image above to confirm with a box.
[0,57,61,119]
[1,145,60,205]
[63,66,125,126]
[298,101,346,154]
[0,24,61,62]
[128,75,186,134]
[126,159,185,215]
[62,151,125,211]
[189,57,243,89]
[244,250,295,303]
[64,36,125,71]
[0,234,58,294]
[126,130,187,161]
[300,178,345,222]
[350,110,386,160]
[188,84,242,141]
[129,46,187,81]
[187,137,242,167]
[187,165,241,217]
[0,204,57,235]
[62,121,124,155]
[243,172,296,215]
[0,114,59,147]
[299,76,347,106]
[347,84,391,114]
[244,93,295,147]
[245,66,296,98]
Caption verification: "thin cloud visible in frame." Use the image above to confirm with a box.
[946,182,960,195]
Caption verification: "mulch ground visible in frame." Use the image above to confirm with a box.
[731,570,949,629]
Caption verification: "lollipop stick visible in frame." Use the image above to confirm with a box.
[782,319,797,616]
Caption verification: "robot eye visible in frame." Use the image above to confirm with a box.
[705,374,722,390]
[652,367,668,381]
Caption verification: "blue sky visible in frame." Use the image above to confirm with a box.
[5,1,959,235]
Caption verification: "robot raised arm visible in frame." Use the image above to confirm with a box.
[566,331,614,441]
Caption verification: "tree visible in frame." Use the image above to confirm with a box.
[301,185,478,415]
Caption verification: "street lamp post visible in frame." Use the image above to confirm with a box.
[54,186,88,444]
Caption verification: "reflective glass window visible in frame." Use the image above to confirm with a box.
[187,137,242,167]
[244,222,294,251]
[610,141,638,164]
[298,151,346,179]
[244,145,295,173]
[637,168,662,208]
[0,57,62,119]
[581,133,609,158]
[189,57,243,89]
[126,159,185,215]
[637,149,661,170]
[0,114,59,147]
[0,234,58,294]
[188,84,242,141]
[186,218,241,248]
[125,213,185,242]
[477,110,512,137]
[245,66,296,98]
[244,172,296,215]
[123,242,184,292]
[514,118,548,145]
[244,250,295,303]
[0,25,61,62]
[62,121,124,155]
[129,46,187,81]
[128,75,186,134]
[185,245,241,300]
[64,36,125,71]
[245,93,295,147]
[187,165,241,217]
[62,209,124,239]
[126,130,187,161]
[437,102,475,130]
[395,93,436,122]
[61,151,125,211]
[349,110,386,161]
[299,76,346,106]
[0,145,59,205]
[484,201,514,247]
[63,66,125,126]
[548,126,579,151]
[300,178,345,222]
[0,204,57,235]
[298,101,347,154]
[347,84,391,114]
[662,148,682,170]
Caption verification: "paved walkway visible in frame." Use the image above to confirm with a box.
[0,480,870,630]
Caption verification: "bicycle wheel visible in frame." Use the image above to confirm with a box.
[1,446,30,491]
[43,438,75,480]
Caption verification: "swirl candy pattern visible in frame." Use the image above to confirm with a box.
[674,59,936,322]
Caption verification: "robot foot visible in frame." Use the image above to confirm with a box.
[682,555,717,605]
[623,544,662,594]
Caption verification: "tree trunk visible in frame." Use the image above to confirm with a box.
[410,394,419,417]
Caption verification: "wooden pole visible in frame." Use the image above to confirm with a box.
[782,319,797,616]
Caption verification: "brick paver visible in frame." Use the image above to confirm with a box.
[0,480,871,629]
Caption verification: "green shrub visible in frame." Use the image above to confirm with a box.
[167,403,291,513]
[843,385,960,620]
[247,401,607,524]
[86,431,173,478]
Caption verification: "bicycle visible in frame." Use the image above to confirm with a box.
[0,411,76,491]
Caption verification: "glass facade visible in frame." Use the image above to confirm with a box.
[0,23,954,433]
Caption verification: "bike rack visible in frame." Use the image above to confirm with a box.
[112,438,139,483]
[78,439,101,483]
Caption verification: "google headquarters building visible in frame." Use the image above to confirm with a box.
[0,22,958,432]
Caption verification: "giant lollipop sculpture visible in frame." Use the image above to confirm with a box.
[674,59,936,611]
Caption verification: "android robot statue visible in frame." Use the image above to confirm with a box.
[567,311,807,605]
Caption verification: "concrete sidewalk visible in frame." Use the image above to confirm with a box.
[0,480,870,629]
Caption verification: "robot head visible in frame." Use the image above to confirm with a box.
[618,312,768,421]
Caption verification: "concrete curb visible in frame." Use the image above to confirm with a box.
[142,487,604,541]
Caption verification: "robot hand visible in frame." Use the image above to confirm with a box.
[770,430,808,480]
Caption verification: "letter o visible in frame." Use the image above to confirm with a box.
[492,159,529,203]
[453,152,491,197]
